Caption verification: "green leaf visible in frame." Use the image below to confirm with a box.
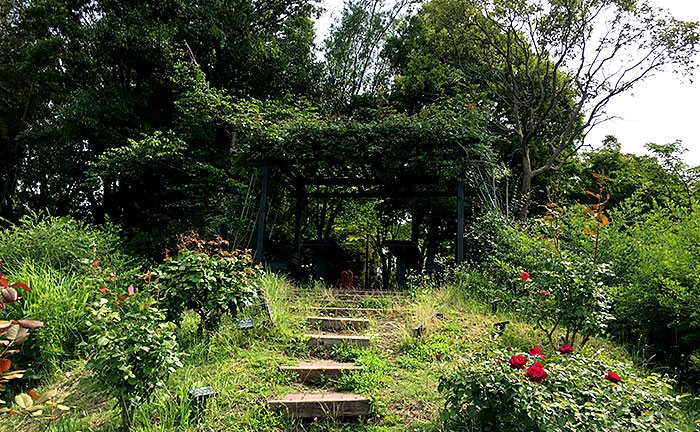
[15,393,33,409]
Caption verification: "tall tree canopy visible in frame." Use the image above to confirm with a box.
[387,0,699,219]
[0,0,319,248]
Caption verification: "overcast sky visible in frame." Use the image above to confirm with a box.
[314,0,700,167]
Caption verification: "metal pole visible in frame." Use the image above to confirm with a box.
[457,180,464,264]
[293,192,304,254]
[254,165,269,264]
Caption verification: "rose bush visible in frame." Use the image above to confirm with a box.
[439,343,691,431]
[154,234,263,334]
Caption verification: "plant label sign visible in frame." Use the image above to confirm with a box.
[237,318,255,329]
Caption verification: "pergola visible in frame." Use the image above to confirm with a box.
[245,113,493,287]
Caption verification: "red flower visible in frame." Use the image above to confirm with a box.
[605,372,621,384]
[436,354,441,360]
[528,346,545,360]
[539,290,549,295]
[506,346,512,351]
[532,362,544,368]
[559,344,574,354]
[521,272,530,281]
[525,364,548,383]
[509,355,527,369]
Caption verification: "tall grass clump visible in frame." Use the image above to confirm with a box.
[2,261,90,371]
[0,213,141,374]
[0,212,137,274]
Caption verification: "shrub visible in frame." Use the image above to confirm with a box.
[1,262,87,371]
[439,343,691,431]
[0,212,135,274]
[82,266,182,432]
[154,233,263,333]
[603,201,700,386]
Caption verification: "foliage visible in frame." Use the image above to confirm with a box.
[474,177,614,350]
[1,265,39,386]
[154,233,264,333]
[388,0,699,219]
[2,262,87,372]
[0,388,70,420]
[322,0,411,111]
[439,343,692,431]
[1,0,319,253]
[0,261,57,421]
[83,265,183,431]
[603,199,700,386]
[0,212,134,274]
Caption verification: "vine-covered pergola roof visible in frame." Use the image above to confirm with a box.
[245,110,496,280]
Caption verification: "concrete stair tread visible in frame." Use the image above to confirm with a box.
[281,361,362,369]
[268,392,370,418]
[280,362,363,382]
[305,333,371,348]
[310,306,405,315]
[307,316,371,330]
[307,316,370,322]
[272,392,367,402]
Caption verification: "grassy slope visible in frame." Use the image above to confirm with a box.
[2,274,695,432]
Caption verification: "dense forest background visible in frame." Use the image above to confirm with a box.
[2,0,700,389]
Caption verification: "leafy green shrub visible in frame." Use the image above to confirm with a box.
[439,344,692,431]
[155,234,263,333]
[0,213,135,274]
[603,201,700,386]
[83,267,182,432]
[1,262,88,371]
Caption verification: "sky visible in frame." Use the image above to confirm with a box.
[314,0,700,167]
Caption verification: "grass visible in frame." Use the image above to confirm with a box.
[2,273,698,431]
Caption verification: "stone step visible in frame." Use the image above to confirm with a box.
[268,393,370,418]
[305,333,370,348]
[310,306,404,317]
[292,289,406,297]
[307,316,370,331]
[279,361,363,383]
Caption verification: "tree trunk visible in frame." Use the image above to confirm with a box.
[518,147,534,221]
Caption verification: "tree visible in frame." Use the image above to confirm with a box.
[0,0,320,254]
[389,0,699,219]
[322,0,412,111]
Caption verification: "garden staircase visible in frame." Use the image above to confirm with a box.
[268,288,407,420]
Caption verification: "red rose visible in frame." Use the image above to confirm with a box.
[528,346,545,360]
[605,372,621,383]
[509,355,527,369]
[506,346,512,351]
[525,364,548,383]
[436,354,441,360]
[532,362,544,368]
[559,344,574,354]
[521,272,530,281]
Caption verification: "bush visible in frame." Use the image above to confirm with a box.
[1,262,88,371]
[83,266,182,432]
[439,343,692,431]
[155,234,264,333]
[603,201,700,386]
[0,213,135,274]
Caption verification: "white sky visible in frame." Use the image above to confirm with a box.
[314,0,700,167]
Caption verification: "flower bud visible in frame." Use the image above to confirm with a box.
[1,287,17,303]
